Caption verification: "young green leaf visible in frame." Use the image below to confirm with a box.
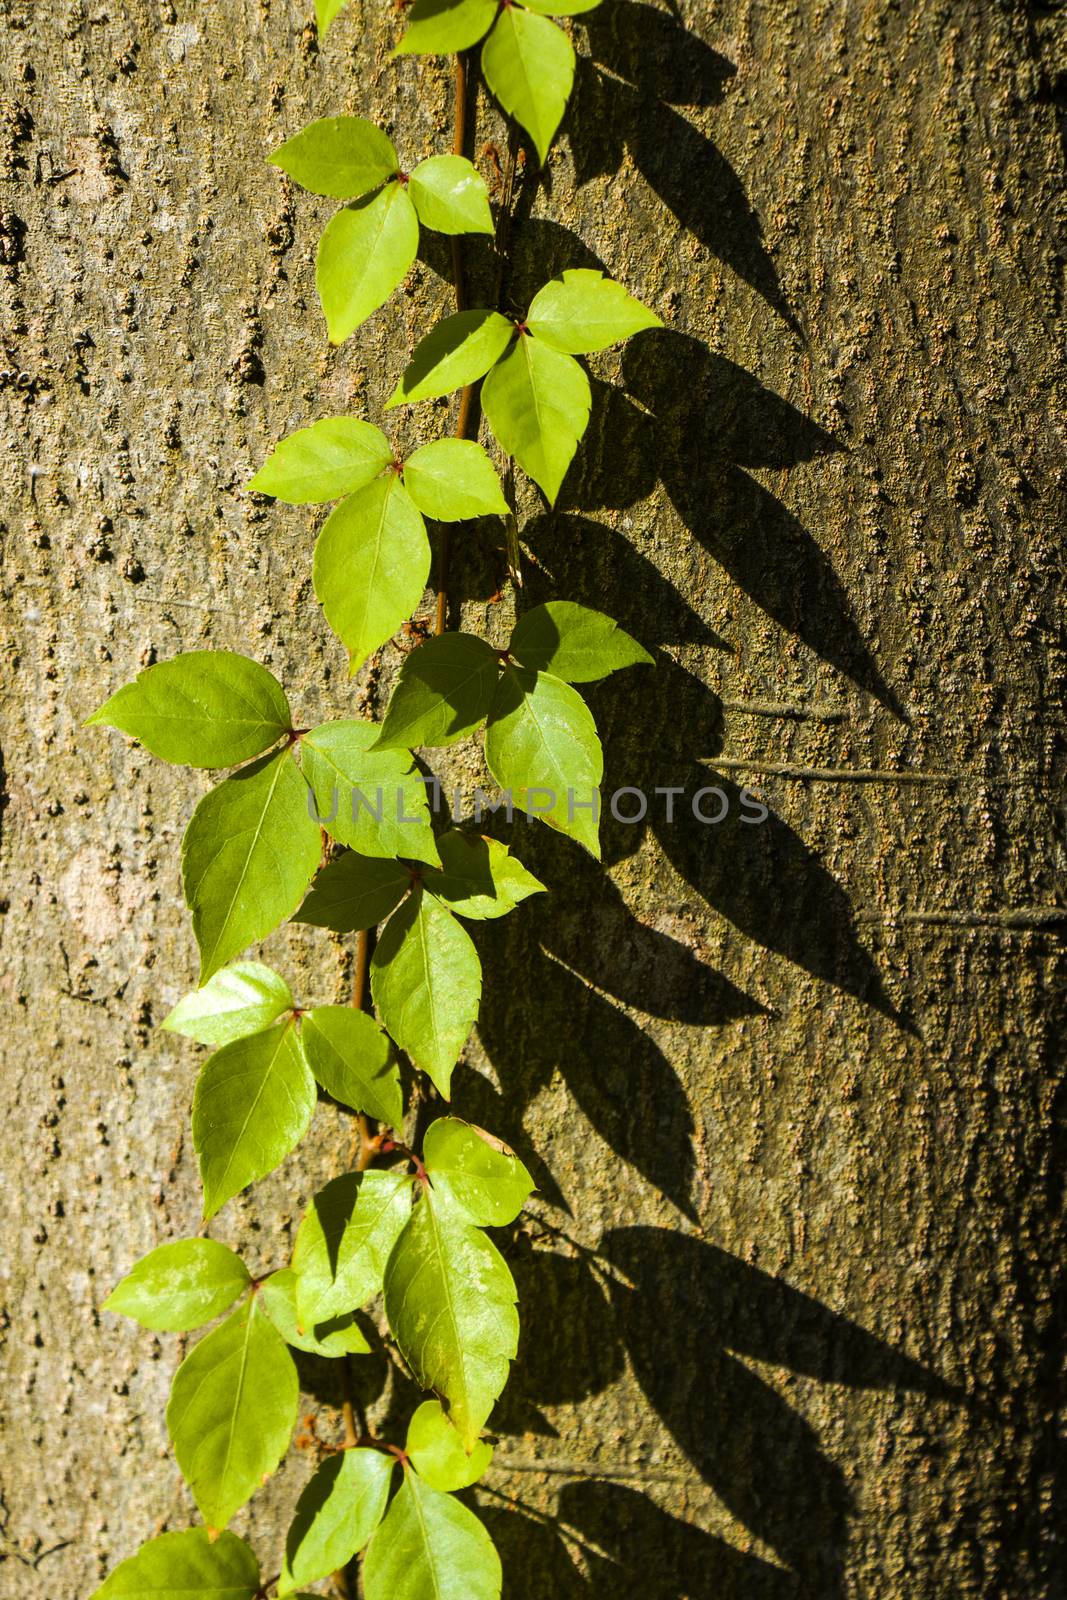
[408,154,494,236]
[192,1021,316,1219]
[481,7,575,166]
[406,1399,494,1491]
[248,418,393,504]
[388,309,514,406]
[520,0,603,12]
[403,438,509,521]
[485,665,603,855]
[280,1449,395,1596]
[316,0,354,35]
[181,749,322,983]
[260,1269,371,1358]
[424,1117,534,1226]
[384,1188,519,1449]
[162,961,294,1048]
[424,830,546,921]
[103,1239,251,1333]
[317,183,419,344]
[371,888,482,1098]
[297,852,412,934]
[166,1296,298,1531]
[373,633,501,751]
[91,1527,260,1600]
[481,334,590,504]
[395,0,498,55]
[509,600,654,682]
[270,116,399,200]
[313,478,430,674]
[526,267,661,353]
[363,1469,501,1600]
[302,1005,403,1127]
[299,719,440,864]
[86,651,291,769]
[293,1170,413,1324]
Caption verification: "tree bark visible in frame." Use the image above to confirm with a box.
[1,1,1063,1595]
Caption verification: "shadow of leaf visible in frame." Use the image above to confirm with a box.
[522,510,729,651]
[610,331,903,714]
[569,3,794,326]
[491,1240,625,1433]
[586,656,908,1025]
[561,1480,802,1600]
[599,1226,954,1588]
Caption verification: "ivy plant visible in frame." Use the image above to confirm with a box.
[272,116,494,342]
[389,271,661,501]
[89,2,661,1594]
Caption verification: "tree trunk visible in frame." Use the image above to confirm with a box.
[2,1,1063,1595]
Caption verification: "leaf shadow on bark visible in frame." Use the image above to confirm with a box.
[586,1225,958,1595]
[457,819,764,1219]
[522,511,729,651]
[362,1218,957,1596]
[480,1480,804,1600]
[484,1235,626,1437]
[559,329,904,717]
[578,654,909,1026]
[568,2,798,330]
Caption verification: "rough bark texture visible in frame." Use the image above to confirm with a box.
[1,1,1064,1595]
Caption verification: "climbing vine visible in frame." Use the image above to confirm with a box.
[88,2,659,1595]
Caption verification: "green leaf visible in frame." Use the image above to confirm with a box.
[384,1188,519,1448]
[302,1005,403,1126]
[509,600,654,682]
[293,1170,413,1324]
[317,183,419,344]
[167,1296,298,1530]
[481,334,590,504]
[249,418,394,504]
[408,155,494,236]
[192,1021,317,1220]
[371,888,482,1098]
[270,117,398,200]
[424,830,545,921]
[406,1399,493,1491]
[395,0,498,55]
[313,478,430,674]
[260,1269,372,1358]
[363,1469,501,1600]
[316,0,354,35]
[299,720,440,863]
[520,0,602,12]
[485,665,603,856]
[280,1450,395,1596]
[181,749,322,983]
[526,267,661,354]
[91,1527,260,1600]
[298,852,412,934]
[374,633,501,751]
[481,8,575,166]
[388,309,514,406]
[162,962,294,1048]
[103,1239,251,1333]
[424,1116,534,1226]
[403,438,509,521]
[86,651,291,769]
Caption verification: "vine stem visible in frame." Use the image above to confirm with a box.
[351,928,378,1169]
[435,51,476,636]
[333,937,374,1600]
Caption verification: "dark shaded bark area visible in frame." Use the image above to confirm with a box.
[1,1,1063,1595]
